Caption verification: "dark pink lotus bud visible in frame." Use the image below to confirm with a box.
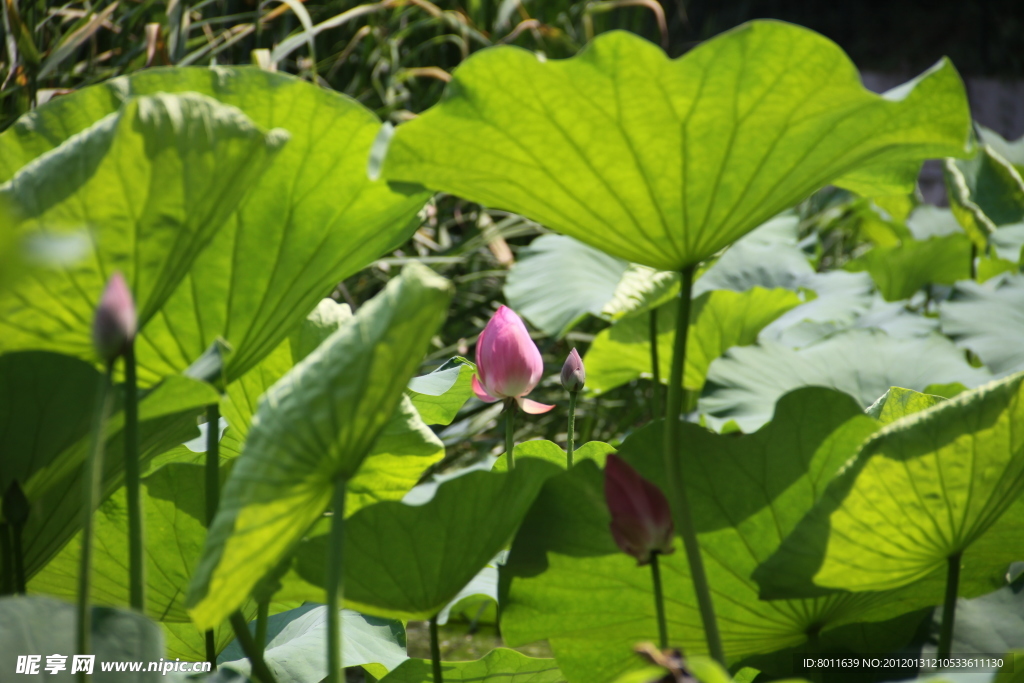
[92,272,136,364]
[560,347,585,392]
[472,305,554,414]
[604,454,675,566]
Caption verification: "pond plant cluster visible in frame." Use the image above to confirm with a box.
[1,14,1024,683]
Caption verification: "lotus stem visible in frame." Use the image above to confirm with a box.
[78,367,114,674]
[326,480,346,683]
[229,611,277,683]
[938,551,963,659]
[663,265,724,664]
[650,552,668,650]
[2,480,29,595]
[256,598,270,651]
[205,402,221,667]
[505,400,517,470]
[650,308,661,419]
[124,342,145,612]
[566,391,578,467]
[430,614,443,683]
[0,524,12,595]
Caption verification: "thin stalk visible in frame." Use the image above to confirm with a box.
[429,614,443,683]
[0,523,12,595]
[205,402,221,666]
[662,266,724,664]
[649,552,668,650]
[124,343,145,612]
[937,551,963,659]
[970,244,978,281]
[505,401,517,470]
[255,599,270,651]
[326,481,346,683]
[77,368,114,673]
[566,391,578,467]
[229,611,277,683]
[11,522,25,594]
[649,308,661,419]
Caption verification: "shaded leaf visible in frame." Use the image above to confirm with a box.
[700,329,990,432]
[845,234,972,301]
[944,145,1024,248]
[941,275,1024,376]
[504,234,628,337]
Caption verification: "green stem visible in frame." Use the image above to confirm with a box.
[566,391,578,467]
[326,480,346,683]
[78,368,113,673]
[650,552,668,650]
[229,611,277,683]
[662,265,724,664]
[505,401,517,470]
[205,402,221,666]
[11,522,25,594]
[0,523,12,595]
[430,614,443,683]
[124,343,145,612]
[650,308,661,419]
[970,244,978,281]
[256,598,270,652]
[937,551,962,659]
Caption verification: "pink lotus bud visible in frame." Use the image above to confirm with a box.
[560,347,585,392]
[604,454,675,566]
[92,272,137,364]
[472,305,554,414]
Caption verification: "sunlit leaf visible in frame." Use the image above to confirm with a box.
[0,92,284,369]
[406,358,477,426]
[0,68,430,385]
[756,372,1024,594]
[186,263,452,630]
[845,234,971,301]
[381,22,970,270]
[380,649,565,683]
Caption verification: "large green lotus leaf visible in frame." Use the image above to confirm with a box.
[186,263,452,631]
[219,605,407,681]
[941,275,1024,376]
[0,67,430,386]
[700,329,991,432]
[755,372,1024,595]
[0,596,164,683]
[501,389,893,682]
[944,144,1024,248]
[493,439,617,473]
[380,22,971,271]
[27,461,288,660]
[504,234,628,337]
[0,351,218,578]
[285,458,560,621]
[0,93,283,368]
[405,358,476,426]
[217,301,446,516]
[845,234,972,301]
[584,287,803,396]
[381,649,566,683]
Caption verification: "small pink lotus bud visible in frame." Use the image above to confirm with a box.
[560,347,585,392]
[92,272,137,364]
[604,454,675,566]
[472,305,554,414]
